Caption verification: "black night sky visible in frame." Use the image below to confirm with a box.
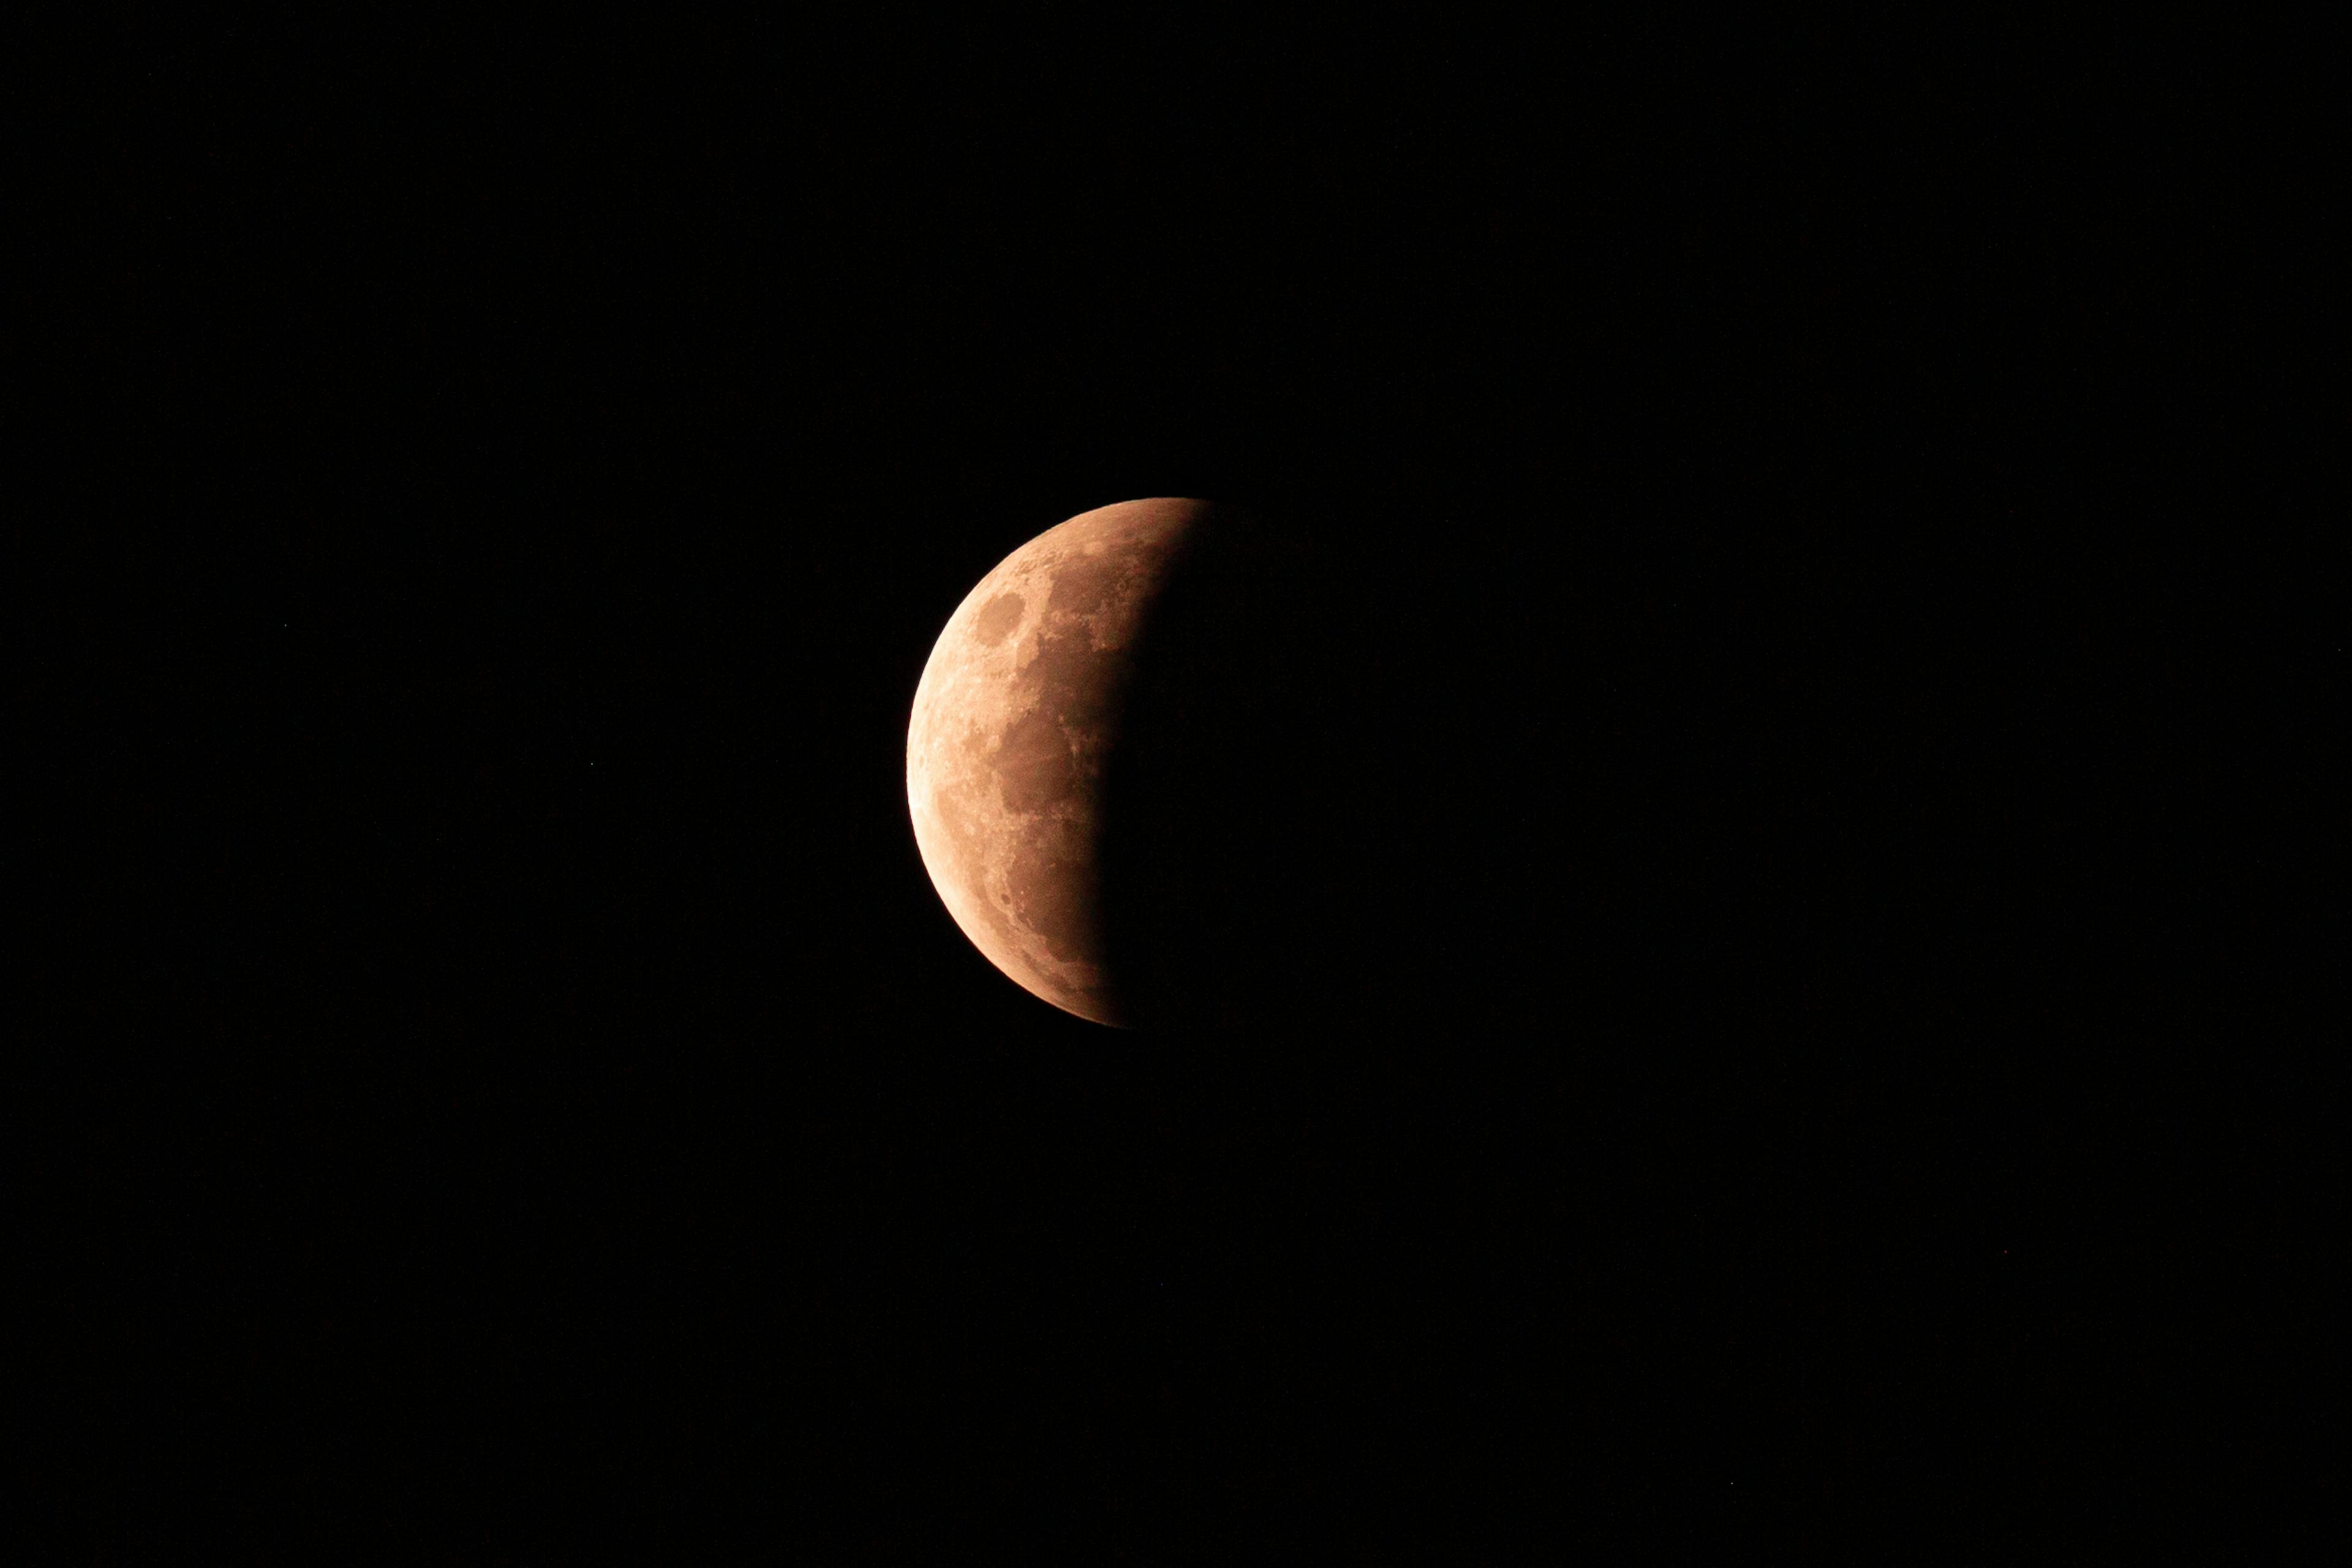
[24,12,2339,1561]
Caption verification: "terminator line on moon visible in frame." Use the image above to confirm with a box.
[906,498,1208,1026]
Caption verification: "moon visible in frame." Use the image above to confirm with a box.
[906,499,1212,1026]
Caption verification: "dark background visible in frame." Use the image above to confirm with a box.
[21,10,2342,1561]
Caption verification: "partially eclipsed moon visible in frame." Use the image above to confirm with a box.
[905,499,1209,1026]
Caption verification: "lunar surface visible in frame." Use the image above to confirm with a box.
[906,498,1210,1025]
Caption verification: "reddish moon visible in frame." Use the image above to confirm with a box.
[905,499,1209,1025]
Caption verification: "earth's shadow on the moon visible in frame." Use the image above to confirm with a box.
[1095,506,1537,1041]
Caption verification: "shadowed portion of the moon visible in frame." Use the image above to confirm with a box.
[1093,508,1540,1036]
